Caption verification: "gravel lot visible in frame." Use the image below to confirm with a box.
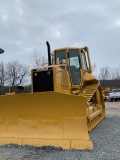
[0,102,120,160]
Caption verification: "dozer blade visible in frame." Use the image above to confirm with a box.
[0,92,93,150]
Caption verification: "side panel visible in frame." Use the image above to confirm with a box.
[32,69,54,92]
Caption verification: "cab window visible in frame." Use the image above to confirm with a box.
[81,51,89,71]
[55,50,66,64]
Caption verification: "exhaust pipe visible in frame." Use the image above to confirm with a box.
[46,41,51,66]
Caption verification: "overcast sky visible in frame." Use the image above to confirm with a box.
[0,0,120,69]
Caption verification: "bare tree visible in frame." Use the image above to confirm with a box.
[99,66,111,80]
[111,64,120,80]
[32,50,47,67]
[5,61,29,91]
[92,62,98,76]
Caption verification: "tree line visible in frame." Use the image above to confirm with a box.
[92,63,120,80]
[0,52,47,94]
[92,63,120,89]
[0,60,29,94]
[0,52,120,94]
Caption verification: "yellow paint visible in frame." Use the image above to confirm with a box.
[0,92,93,149]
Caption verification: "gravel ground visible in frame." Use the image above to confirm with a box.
[0,102,120,160]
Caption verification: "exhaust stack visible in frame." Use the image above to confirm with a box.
[46,41,51,66]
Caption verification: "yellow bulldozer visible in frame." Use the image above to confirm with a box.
[0,42,105,150]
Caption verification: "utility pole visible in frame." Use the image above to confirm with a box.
[0,48,4,94]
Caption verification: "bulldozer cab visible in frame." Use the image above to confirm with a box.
[54,47,92,85]
[55,49,81,86]
[31,47,92,93]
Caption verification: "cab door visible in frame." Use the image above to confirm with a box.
[68,49,81,86]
